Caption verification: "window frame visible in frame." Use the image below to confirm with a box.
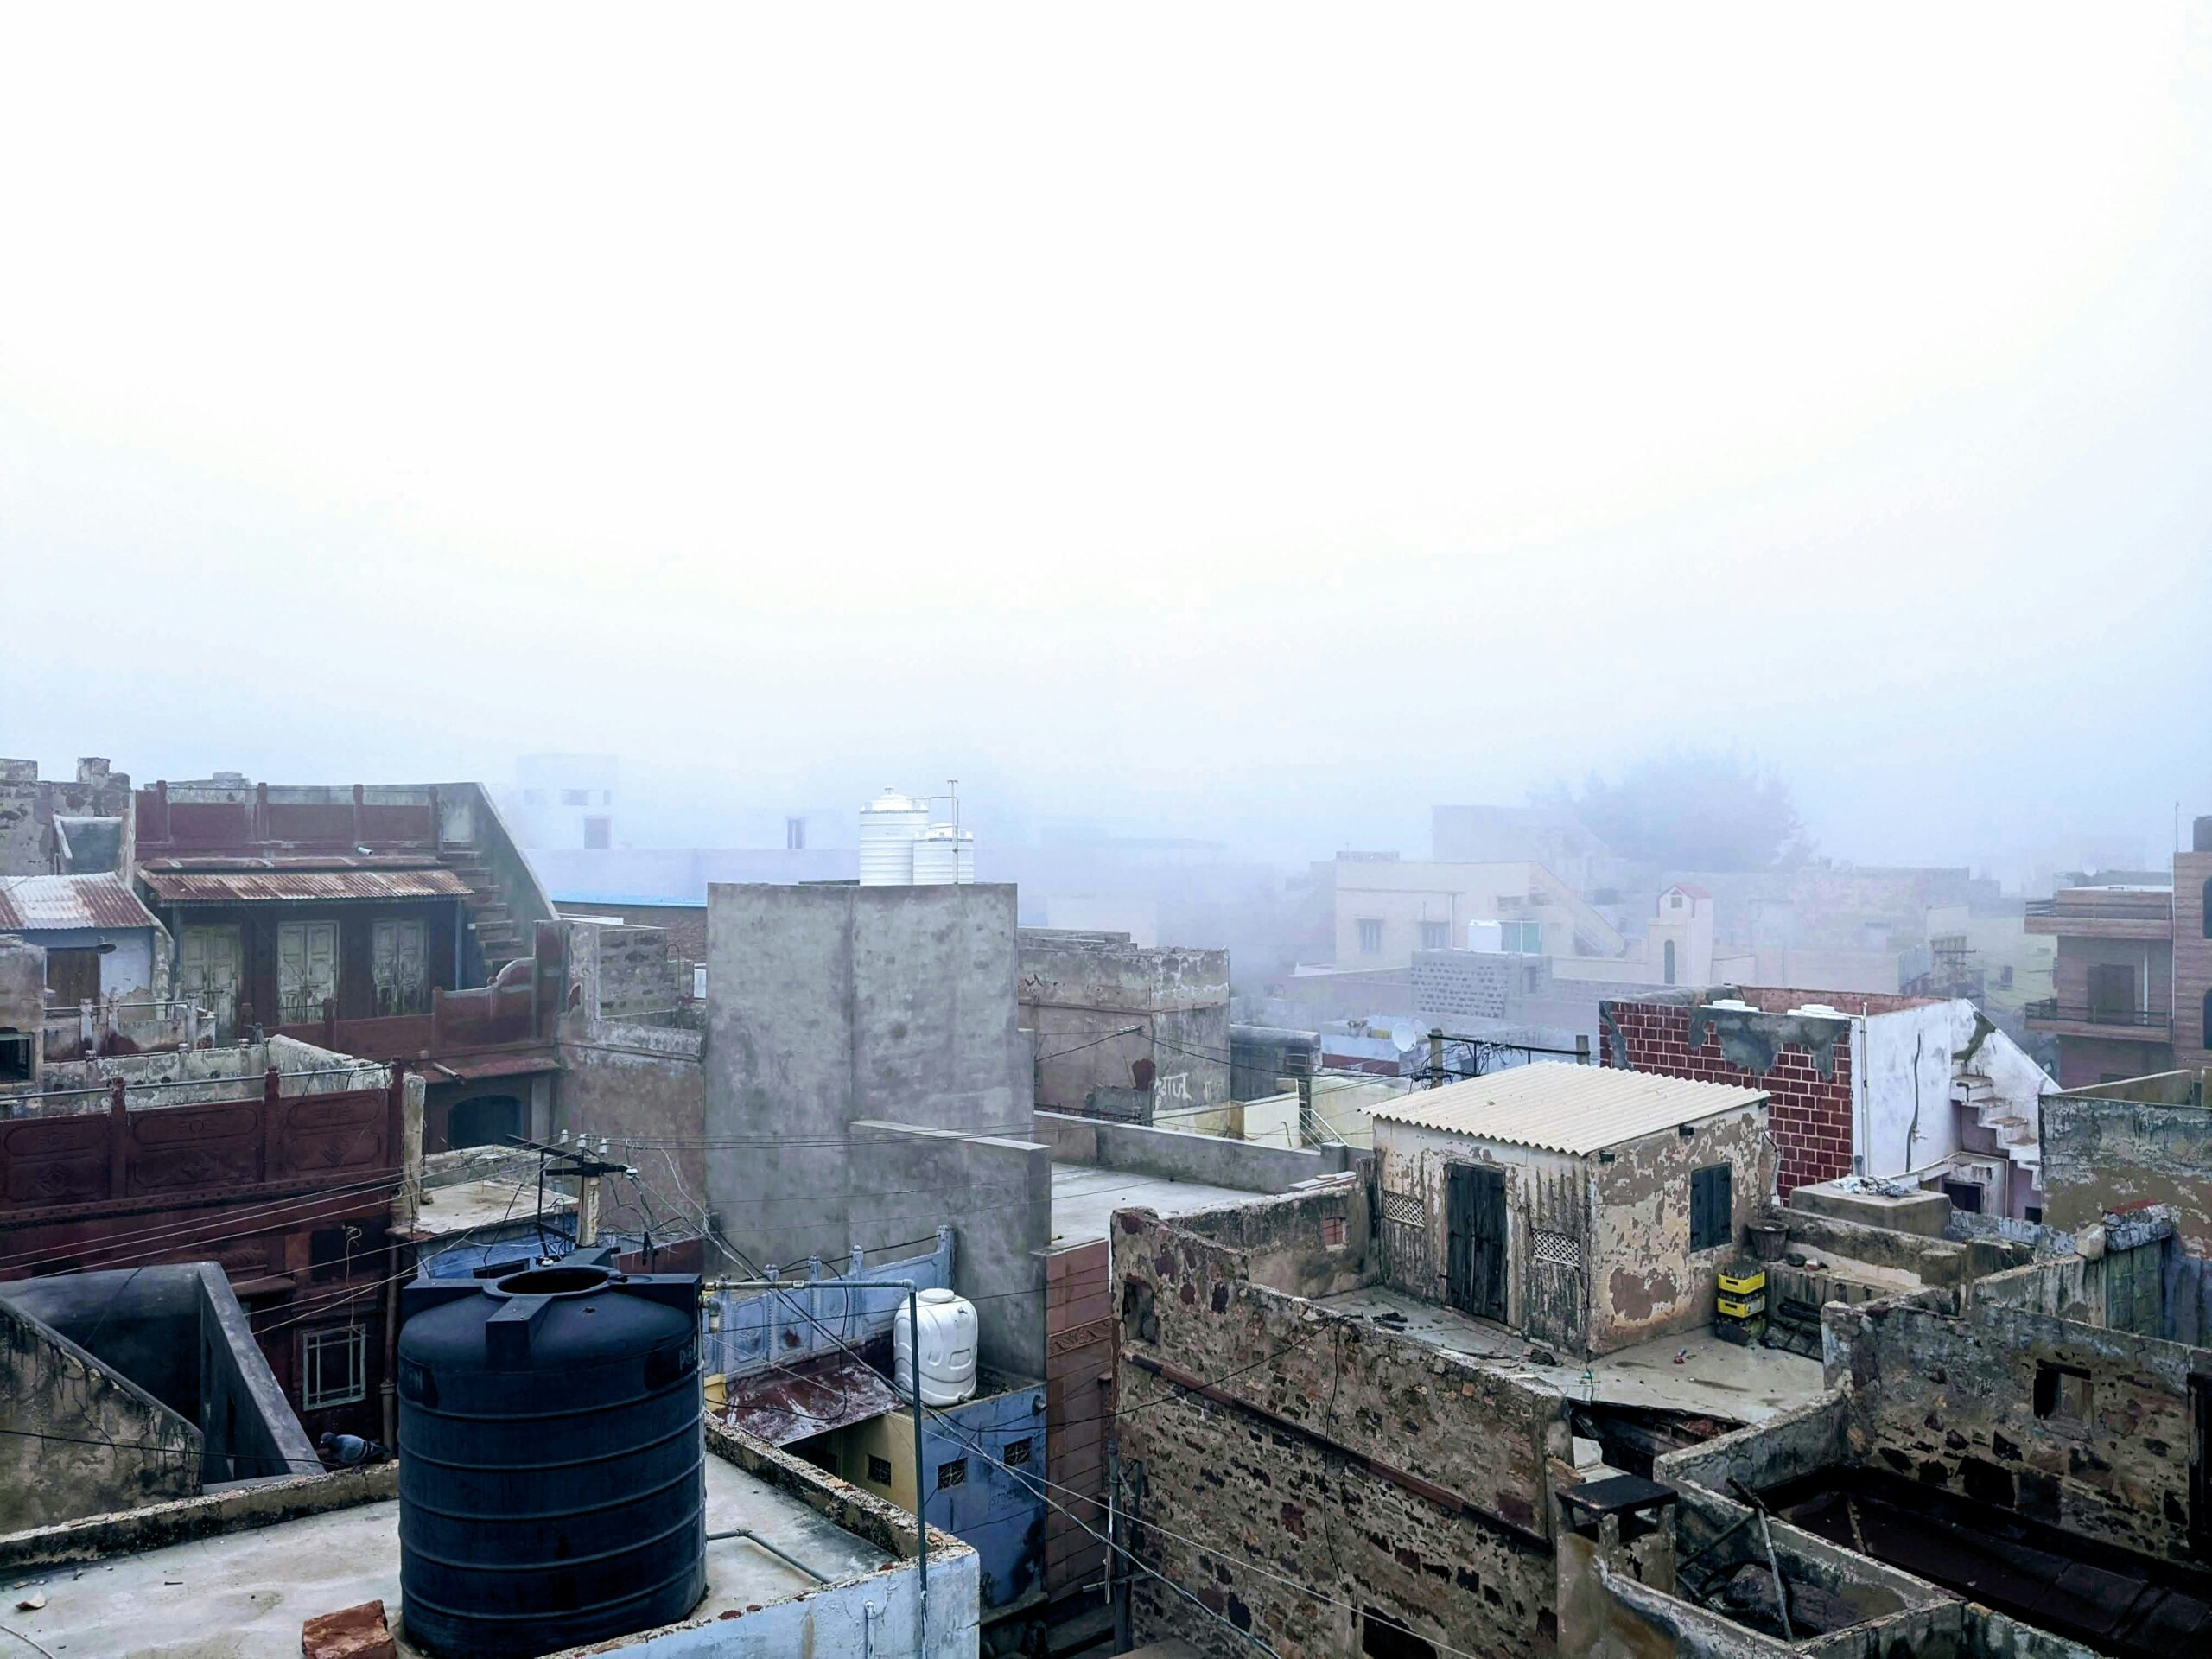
[1357,918,1384,956]
[1689,1163,1732,1253]
[1419,920,1451,952]
[300,1325,367,1411]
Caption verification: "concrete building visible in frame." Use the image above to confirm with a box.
[0,1038,410,1445]
[0,1423,979,1659]
[1601,986,2056,1217]
[505,752,619,849]
[1372,1065,1774,1358]
[1018,928,1230,1125]
[2023,882,2177,1086]
[1329,852,1628,971]
[0,1262,318,1531]
[0,756,136,877]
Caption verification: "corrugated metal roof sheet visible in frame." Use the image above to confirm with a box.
[1370,1062,1766,1155]
[721,1355,906,1447]
[0,873,160,931]
[138,866,472,903]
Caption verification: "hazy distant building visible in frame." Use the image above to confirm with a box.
[505,753,618,849]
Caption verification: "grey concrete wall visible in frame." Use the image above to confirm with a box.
[1030,1109,1356,1193]
[1018,931,1230,1119]
[706,883,1031,1268]
[0,1264,314,1490]
[0,1295,200,1530]
[2043,1094,2212,1254]
[843,1121,1051,1378]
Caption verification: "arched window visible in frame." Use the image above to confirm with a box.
[446,1094,524,1151]
[1662,939,1677,986]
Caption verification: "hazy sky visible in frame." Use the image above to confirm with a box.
[3,6,2207,875]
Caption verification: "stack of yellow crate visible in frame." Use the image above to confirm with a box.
[1715,1261,1767,1345]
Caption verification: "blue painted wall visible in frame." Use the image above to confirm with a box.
[922,1379,1047,1612]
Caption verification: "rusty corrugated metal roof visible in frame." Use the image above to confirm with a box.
[137,865,472,903]
[720,1354,906,1446]
[1371,1062,1767,1155]
[0,873,161,931]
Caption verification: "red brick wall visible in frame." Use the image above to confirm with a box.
[1044,1241,1113,1600]
[1601,1000,1851,1198]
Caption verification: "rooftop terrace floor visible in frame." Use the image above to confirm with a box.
[6,1448,893,1658]
[1316,1284,1826,1421]
[1048,1161,1277,1249]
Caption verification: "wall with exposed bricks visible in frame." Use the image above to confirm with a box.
[1602,995,1852,1198]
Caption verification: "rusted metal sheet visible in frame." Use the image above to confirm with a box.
[138,865,472,904]
[720,1354,905,1446]
[0,873,160,931]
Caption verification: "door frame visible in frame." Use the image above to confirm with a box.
[1445,1161,1509,1325]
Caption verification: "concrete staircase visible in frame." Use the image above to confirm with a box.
[1955,1068,2044,1200]
[439,847,526,975]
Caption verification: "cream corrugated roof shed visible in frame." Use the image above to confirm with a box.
[1371,1063,1767,1156]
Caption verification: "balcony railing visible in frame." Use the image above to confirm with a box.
[2023,998,2171,1033]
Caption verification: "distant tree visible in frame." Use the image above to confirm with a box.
[1542,751,1810,872]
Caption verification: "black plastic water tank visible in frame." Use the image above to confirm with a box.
[397,1253,704,1658]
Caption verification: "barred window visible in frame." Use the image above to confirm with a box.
[1531,1229,1581,1271]
[1003,1437,1033,1467]
[937,1457,968,1490]
[301,1325,366,1410]
[867,1454,893,1484]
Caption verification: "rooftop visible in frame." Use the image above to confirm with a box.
[4,1441,898,1659]
[1316,1284,1825,1421]
[1048,1160,1280,1248]
[0,871,160,931]
[137,860,471,905]
[1371,1062,1766,1154]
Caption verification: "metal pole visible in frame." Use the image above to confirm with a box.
[577,1165,601,1247]
[1428,1027,1445,1090]
[909,1281,927,1649]
[1575,1033,1590,1065]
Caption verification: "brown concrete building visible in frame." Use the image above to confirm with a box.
[2024,881,2176,1087]
[1019,928,1230,1125]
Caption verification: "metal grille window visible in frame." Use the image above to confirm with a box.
[1381,1190,1423,1226]
[936,1457,968,1490]
[1531,1229,1581,1271]
[301,1325,366,1410]
[1003,1437,1032,1468]
[867,1454,893,1485]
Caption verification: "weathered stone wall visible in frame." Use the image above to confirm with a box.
[2043,1094,2212,1255]
[1825,1296,2200,1561]
[1604,995,1853,1198]
[1113,1196,1567,1657]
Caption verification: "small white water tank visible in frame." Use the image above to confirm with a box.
[1703,998,1756,1011]
[912,823,976,886]
[1789,1003,1848,1020]
[1466,919,1504,954]
[893,1287,978,1405]
[860,789,927,887]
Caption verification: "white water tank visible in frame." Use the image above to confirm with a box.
[912,823,976,886]
[1789,1003,1848,1020]
[1466,919,1503,954]
[859,789,927,887]
[893,1287,978,1405]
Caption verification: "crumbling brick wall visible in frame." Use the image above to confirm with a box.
[1113,1198,1566,1657]
[1827,1295,2200,1562]
[1603,995,1852,1198]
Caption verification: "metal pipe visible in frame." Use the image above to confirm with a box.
[706,1529,828,1583]
[908,1280,926,1650]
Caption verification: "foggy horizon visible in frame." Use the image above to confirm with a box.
[5,7,2209,884]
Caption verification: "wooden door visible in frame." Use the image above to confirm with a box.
[372,918,427,1015]
[180,925,242,1038]
[45,948,101,1009]
[1446,1163,1508,1324]
[277,921,339,1023]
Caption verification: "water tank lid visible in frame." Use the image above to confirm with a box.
[918,1287,959,1306]
[866,788,922,812]
[1789,1003,1847,1018]
[918,823,974,841]
[1703,998,1756,1011]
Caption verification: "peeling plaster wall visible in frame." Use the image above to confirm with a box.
[1017,931,1230,1120]
[1859,1001,1966,1179]
[1376,1118,1589,1351]
[1592,1109,1773,1353]
[1113,1197,1567,1658]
